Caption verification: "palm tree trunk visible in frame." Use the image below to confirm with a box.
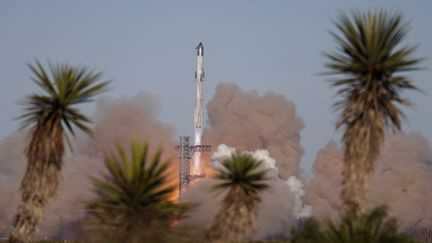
[340,159,368,217]
[9,123,63,243]
[9,201,43,243]
[9,162,61,243]
[207,190,255,242]
[340,111,382,217]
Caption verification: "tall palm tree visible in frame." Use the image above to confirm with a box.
[9,61,109,243]
[290,207,415,243]
[206,153,269,242]
[85,141,190,243]
[324,10,422,216]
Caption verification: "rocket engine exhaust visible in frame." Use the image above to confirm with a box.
[193,128,202,175]
[193,42,205,175]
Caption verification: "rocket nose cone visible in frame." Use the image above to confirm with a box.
[196,42,204,56]
[196,42,204,50]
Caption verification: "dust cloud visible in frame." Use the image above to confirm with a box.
[203,83,305,179]
[305,132,432,230]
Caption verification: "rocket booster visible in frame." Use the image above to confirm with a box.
[194,42,204,129]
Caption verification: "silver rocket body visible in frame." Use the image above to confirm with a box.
[192,42,204,175]
[194,42,204,129]
[178,42,208,197]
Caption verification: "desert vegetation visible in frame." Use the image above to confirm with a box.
[205,152,269,242]
[9,61,109,243]
[290,207,416,243]
[324,10,422,217]
[0,8,427,243]
[84,141,191,243]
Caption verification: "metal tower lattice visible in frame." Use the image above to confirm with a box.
[177,136,211,200]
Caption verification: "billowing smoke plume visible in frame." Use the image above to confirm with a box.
[0,92,177,238]
[203,83,305,179]
[0,133,26,238]
[0,83,307,239]
[305,132,432,230]
[2,82,431,239]
[181,144,311,239]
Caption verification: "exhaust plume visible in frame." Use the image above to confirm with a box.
[305,132,432,230]
[0,133,26,238]
[192,127,202,175]
[203,83,305,179]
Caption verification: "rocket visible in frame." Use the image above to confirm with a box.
[192,42,205,175]
[194,42,204,129]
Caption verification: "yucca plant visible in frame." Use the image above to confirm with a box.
[324,10,423,216]
[10,61,109,243]
[410,227,432,243]
[85,141,190,243]
[206,153,269,242]
[290,207,415,243]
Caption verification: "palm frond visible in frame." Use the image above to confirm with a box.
[86,141,190,235]
[18,60,110,140]
[212,153,270,199]
[206,152,270,241]
[291,207,416,243]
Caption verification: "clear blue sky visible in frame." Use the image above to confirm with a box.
[1,0,431,172]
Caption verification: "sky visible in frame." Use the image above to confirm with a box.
[0,0,431,173]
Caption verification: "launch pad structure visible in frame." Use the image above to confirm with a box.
[177,136,211,199]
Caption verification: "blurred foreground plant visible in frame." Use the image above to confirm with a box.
[206,152,270,242]
[85,141,191,243]
[410,227,432,243]
[10,61,109,243]
[324,9,423,216]
[290,207,415,243]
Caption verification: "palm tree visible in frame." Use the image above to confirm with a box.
[206,152,269,242]
[290,207,415,243]
[9,61,109,243]
[85,141,190,243]
[324,10,422,216]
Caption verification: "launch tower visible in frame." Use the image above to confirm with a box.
[177,136,210,199]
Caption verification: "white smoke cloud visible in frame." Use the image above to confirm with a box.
[182,144,311,239]
[287,176,312,219]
